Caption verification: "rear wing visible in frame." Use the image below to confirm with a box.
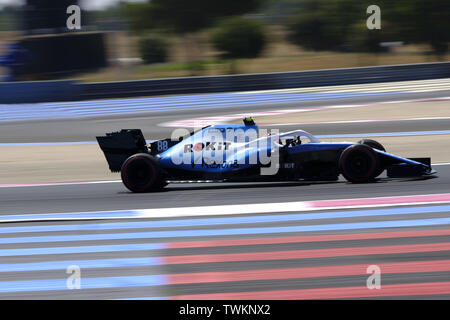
[96,129,148,172]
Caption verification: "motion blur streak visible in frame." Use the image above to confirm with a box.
[167,260,450,284]
[1,129,450,148]
[3,192,450,223]
[0,91,392,122]
[2,204,450,234]
[0,275,167,293]
[3,217,450,244]
[167,229,450,248]
[173,282,450,300]
[163,243,450,264]
[0,79,449,123]
[1,198,450,299]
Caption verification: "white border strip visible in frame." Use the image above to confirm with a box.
[2,193,450,223]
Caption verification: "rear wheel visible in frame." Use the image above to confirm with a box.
[121,153,166,192]
[339,144,380,183]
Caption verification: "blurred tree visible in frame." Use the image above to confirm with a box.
[391,0,450,56]
[127,0,265,34]
[286,0,449,56]
[148,0,265,34]
[0,6,21,31]
[210,17,267,59]
[139,35,169,64]
[126,0,266,69]
[125,2,155,33]
[288,12,337,51]
[287,0,368,51]
[85,1,129,31]
[261,0,308,20]
[346,23,384,53]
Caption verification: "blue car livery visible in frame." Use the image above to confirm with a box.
[97,119,435,192]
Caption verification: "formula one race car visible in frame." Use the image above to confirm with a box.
[96,119,436,192]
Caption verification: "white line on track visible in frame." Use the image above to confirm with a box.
[160,96,450,128]
[234,78,450,95]
[266,117,450,127]
[2,193,450,223]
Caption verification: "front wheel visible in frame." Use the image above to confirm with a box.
[339,144,380,183]
[358,139,385,152]
[358,139,386,177]
[120,153,166,192]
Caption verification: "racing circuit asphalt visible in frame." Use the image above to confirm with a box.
[1,85,450,299]
[0,90,450,143]
[1,89,450,214]
[0,168,447,215]
[1,170,450,299]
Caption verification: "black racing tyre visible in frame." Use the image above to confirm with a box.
[120,153,165,192]
[358,139,386,152]
[339,144,380,183]
[357,139,386,177]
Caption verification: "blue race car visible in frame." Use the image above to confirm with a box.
[96,118,436,192]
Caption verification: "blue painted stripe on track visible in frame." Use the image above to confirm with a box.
[0,91,398,122]
[1,91,385,108]
[0,243,165,257]
[0,257,162,273]
[2,217,450,244]
[2,91,385,113]
[1,205,450,234]
[2,130,449,147]
[0,91,391,110]
[0,275,167,293]
[0,210,139,222]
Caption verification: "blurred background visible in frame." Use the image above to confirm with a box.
[0,0,448,82]
[0,1,450,301]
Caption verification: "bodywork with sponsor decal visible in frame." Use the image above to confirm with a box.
[96,120,436,192]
